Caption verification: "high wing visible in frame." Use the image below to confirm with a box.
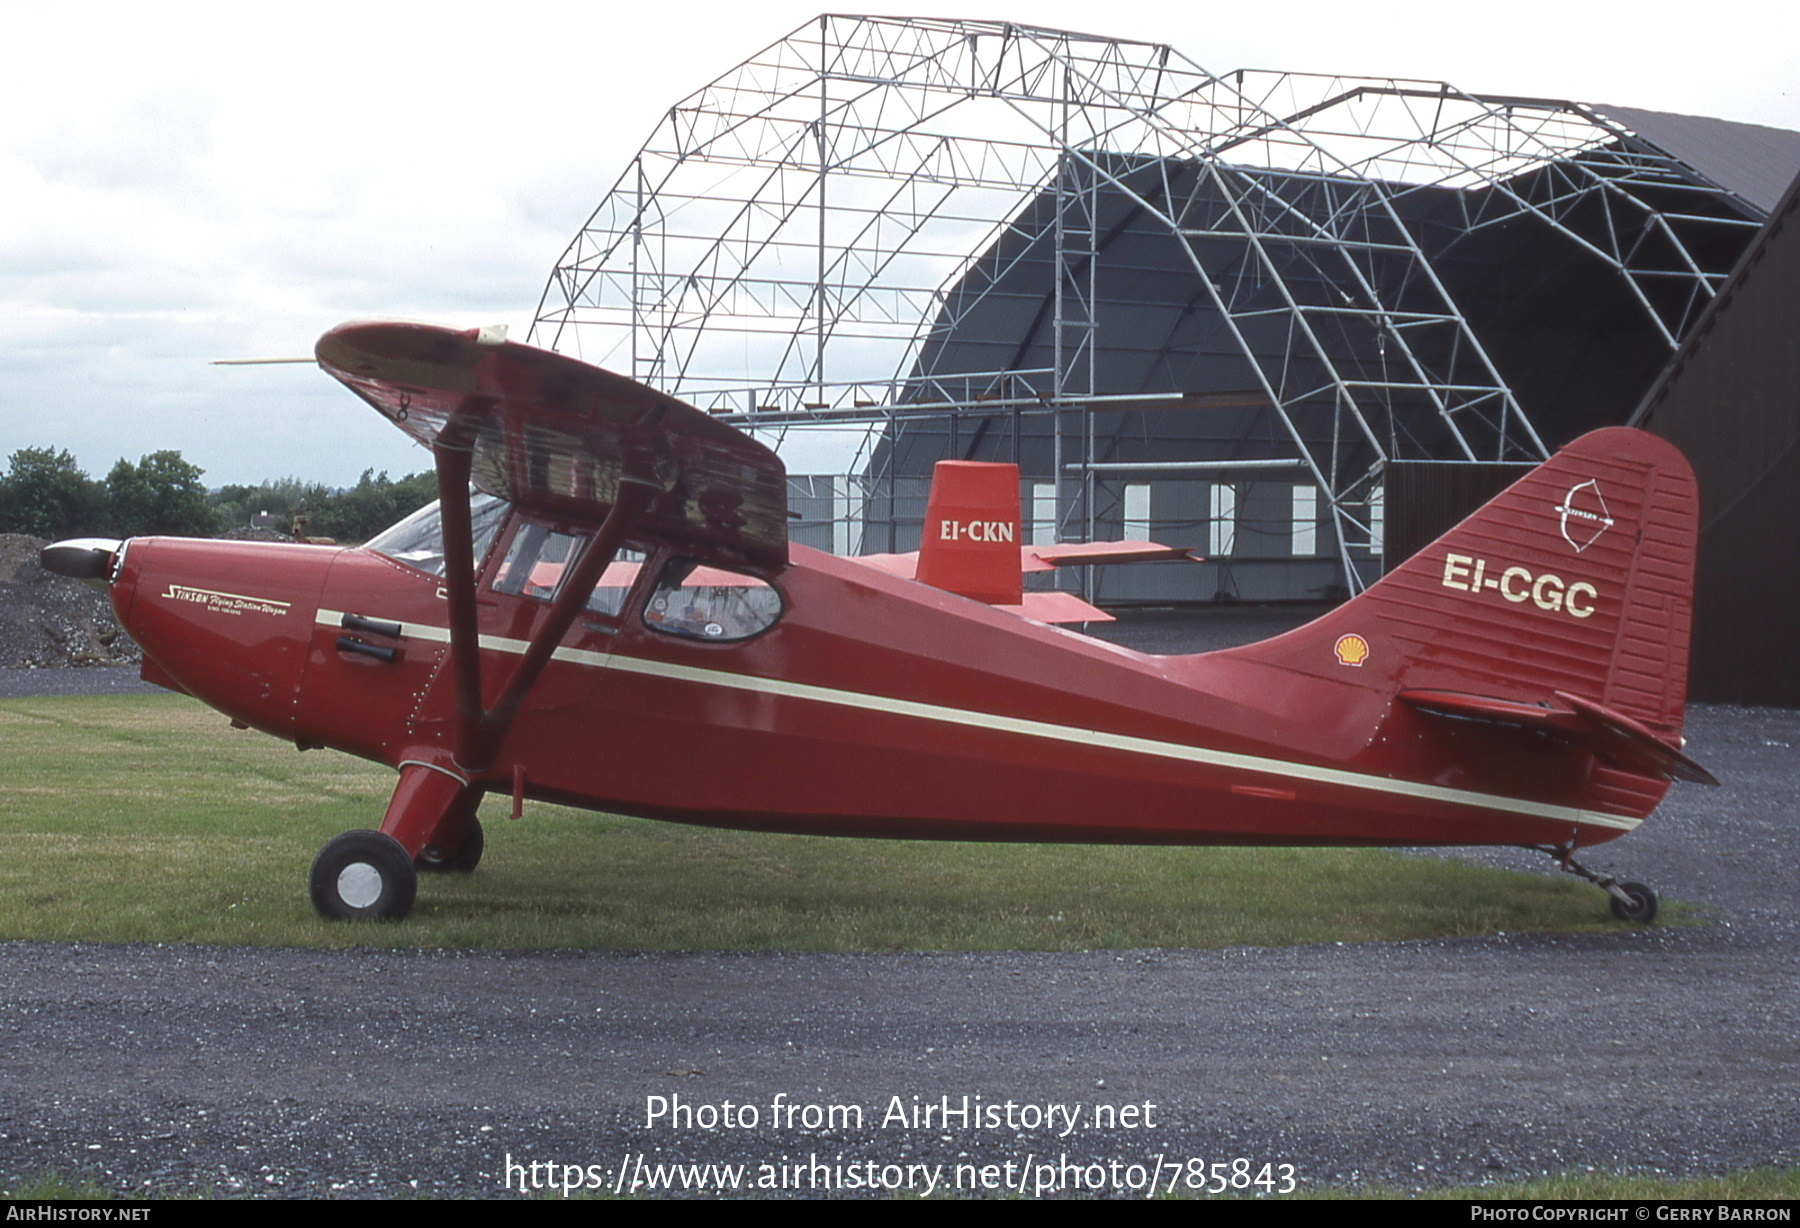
[315,321,789,776]
[315,321,787,570]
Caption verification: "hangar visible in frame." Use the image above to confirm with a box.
[531,16,1799,627]
[1633,171,1800,704]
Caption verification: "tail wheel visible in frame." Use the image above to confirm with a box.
[1608,880,1658,924]
[417,818,484,874]
[310,830,417,921]
[1535,846,1660,926]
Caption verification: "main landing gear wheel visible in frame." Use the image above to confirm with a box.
[417,818,484,874]
[1608,880,1658,924]
[310,830,417,921]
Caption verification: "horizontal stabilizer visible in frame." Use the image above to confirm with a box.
[1022,541,1198,572]
[1399,689,1718,786]
[846,553,922,581]
[999,591,1115,624]
[843,555,1112,622]
[860,541,1197,582]
[869,459,1200,622]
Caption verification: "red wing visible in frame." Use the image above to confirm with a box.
[315,322,787,570]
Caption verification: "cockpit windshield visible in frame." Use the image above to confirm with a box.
[365,494,510,577]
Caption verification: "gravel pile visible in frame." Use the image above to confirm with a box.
[0,534,138,670]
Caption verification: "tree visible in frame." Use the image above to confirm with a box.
[208,477,333,535]
[0,447,106,538]
[301,469,437,544]
[105,451,218,537]
[203,470,437,543]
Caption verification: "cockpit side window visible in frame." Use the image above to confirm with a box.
[642,558,783,642]
[365,494,509,578]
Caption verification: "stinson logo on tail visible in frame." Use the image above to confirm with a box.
[1556,479,1614,553]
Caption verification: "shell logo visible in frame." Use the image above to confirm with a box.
[1333,634,1370,667]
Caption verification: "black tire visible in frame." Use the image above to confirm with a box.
[309,830,417,921]
[1609,880,1658,924]
[417,818,484,874]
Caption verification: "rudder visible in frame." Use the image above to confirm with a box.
[1223,428,1700,741]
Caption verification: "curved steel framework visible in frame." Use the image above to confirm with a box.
[532,15,1757,591]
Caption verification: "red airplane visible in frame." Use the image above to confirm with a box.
[42,322,1715,924]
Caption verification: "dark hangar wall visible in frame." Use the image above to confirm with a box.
[1634,169,1800,707]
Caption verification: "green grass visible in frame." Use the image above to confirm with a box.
[0,694,1648,952]
[3,1173,116,1199]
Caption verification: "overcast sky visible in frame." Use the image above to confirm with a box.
[3,0,1795,489]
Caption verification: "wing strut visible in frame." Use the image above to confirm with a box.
[433,415,651,774]
[433,408,488,765]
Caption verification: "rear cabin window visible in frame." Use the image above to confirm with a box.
[491,522,644,616]
[642,559,782,642]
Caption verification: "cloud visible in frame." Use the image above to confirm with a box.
[24,89,221,197]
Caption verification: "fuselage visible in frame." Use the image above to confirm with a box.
[106,518,1657,851]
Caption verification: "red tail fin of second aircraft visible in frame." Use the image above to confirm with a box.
[1221,428,1701,750]
[915,460,1024,605]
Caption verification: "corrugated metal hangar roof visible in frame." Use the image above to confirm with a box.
[1594,106,1800,213]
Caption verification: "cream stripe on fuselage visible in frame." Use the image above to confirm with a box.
[316,609,1640,833]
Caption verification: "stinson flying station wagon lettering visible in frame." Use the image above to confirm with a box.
[43,322,1715,924]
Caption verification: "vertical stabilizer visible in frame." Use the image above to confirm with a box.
[1221,428,1700,740]
[915,461,1024,605]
